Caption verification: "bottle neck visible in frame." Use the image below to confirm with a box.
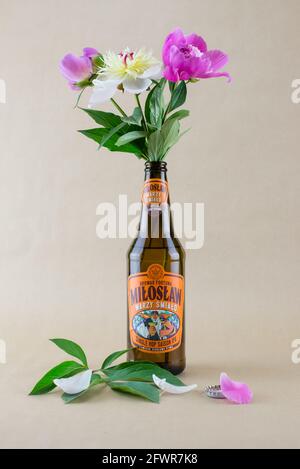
[144,161,168,183]
[139,162,174,239]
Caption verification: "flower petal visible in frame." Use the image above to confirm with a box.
[83,47,99,58]
[123,77,152,94]
[220,373,253,404]
[201,71,232,82]
[54,369,92,394]
[163,65,180,82]
[206,50,229,71]
[152,374,197,394]
[59,53,92,83]
[140,64,162,80]
[185,33,207,53]
[162,28,186,66]
[88,79,119,107]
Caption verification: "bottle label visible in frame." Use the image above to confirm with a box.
[128,264,184,353]
[142,178,168,205]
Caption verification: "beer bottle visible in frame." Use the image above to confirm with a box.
[127,161,185,375]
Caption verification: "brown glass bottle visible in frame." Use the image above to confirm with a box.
[127,161,185,375]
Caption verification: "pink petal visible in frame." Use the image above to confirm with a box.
[201,71,232,82]
[206,49,229,71]
[220,373,253,404]
[162,28,185,65]
[163,65,180,82]
[83,47,99,58]
[59,53,92,82]
[185,33,207,53]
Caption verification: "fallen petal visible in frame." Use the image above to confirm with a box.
[152,374,197,394]
[220,372,253,404]
[54,369,92,394]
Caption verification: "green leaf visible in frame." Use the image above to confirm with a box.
[147,129,162,161]
[29,361,85,395]
[62,374,104,404]
[50,338,88,367]
[121,107,143,126]
[103,361,185,386]
[147,119,180,161]
[99,122,126,149]
[115,131,146,147]
[101,348,133,370]
[160,119,180,157]
[168,81,187,113]
[168,81,176,93]
[80,108,122,128]
[109,381,160,403]
[166,109,190,122]
[145,78,166,128]
[93,55,105,69]
[79,128,144,157]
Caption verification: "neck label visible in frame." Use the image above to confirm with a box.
[128,264,184,353]
[142,178,168,205]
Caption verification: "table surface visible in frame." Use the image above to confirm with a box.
[1,346,299,449]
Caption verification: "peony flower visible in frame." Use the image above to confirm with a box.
[162,28,231,83]
[60,47,99,90]
[152,374,197,394]
[88,48,162,107]
[53,369,92,394]
[220,372,253,404]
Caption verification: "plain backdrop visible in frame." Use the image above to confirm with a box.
[0,0,299,449]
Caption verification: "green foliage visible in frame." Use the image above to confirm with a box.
[61,374,104,404]
[115,131,146,147]
[168,81,187,112]
[50,338,88,367]
[77,78,190,161]
[101,348,132,370]
[29,341,188,404]
[109,381,160,403]
[29,361,86,395]
[148,119,180,161]
[103,361,185,386]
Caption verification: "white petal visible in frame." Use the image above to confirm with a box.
[88,79,119,107]
[140,64,163,80]
[54,369,92,394]
[152,374,197,394]
[123,77,152,94]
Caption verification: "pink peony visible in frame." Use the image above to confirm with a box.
[59,47,99,90]
[162,28,231,83]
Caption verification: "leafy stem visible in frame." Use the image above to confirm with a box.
[110,97,127,117]
[30,339,186,403]
[163,82,178,123]
[135,94,148,134]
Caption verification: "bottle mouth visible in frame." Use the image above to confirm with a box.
[145,161,167,170]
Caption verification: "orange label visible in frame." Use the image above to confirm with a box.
[128,264,184,353]
[141,178,168,205]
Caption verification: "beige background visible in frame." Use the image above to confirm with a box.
[0,0,300,449]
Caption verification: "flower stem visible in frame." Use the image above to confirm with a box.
[163,82,178,123]
[110,98,127,117]
[135,94,148,134]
